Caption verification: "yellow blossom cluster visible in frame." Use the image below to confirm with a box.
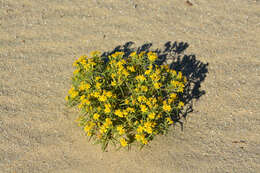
[66,50,187,150]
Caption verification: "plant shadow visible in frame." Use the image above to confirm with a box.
[102,41,209,129]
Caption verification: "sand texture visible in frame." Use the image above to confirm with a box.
[1,0,260,172]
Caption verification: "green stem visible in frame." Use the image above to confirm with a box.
[119,85,124,97]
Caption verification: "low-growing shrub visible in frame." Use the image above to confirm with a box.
[66,50,187,151]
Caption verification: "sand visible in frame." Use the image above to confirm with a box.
[0,0,260,172]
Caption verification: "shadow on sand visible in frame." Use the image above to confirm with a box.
[102,41,209,129]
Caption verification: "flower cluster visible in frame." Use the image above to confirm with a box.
[66,50,187,150]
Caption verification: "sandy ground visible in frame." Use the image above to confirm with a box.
[1,0,260,172]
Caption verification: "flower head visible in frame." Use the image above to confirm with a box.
[93,113,100,120]
[117,125,126,135]
[163,103,171,112]
[120,138,128,147]
[140,105,148,113]
[136,75,146,82]
[147,52,158,62]
[114,109,124,118]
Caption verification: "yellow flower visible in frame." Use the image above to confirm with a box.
[178,101,184,109]
[170,93,177,99]
[171,80,178,87]
[104,107,111,114]
[137,125,144,133]
[70,91,79,98]
[140,105,148,113]
[79,82,85,91]
[117,63,124,71]
[83,64,91,70]
[145,127,153,134]
[139,51,146,57]
[99,125,107,134]
[117,125,126,135]
[177,71,182,80]
[114,109,124,118]
[86,106,93,112]
[87,131,92,136]
[137,96,147,103]
[104,118,112,128]
[142,138,148,145]
[166,117,174,124]
[111,52,124,58]
[121,59,127,64]
[155,68,161,75]
[85,83,91,90]
[168,98,174,104]
[130,51,136,57]
[87,58,93,63]
[120,138,128,147]
[141,86,148,92]
[105,103,111,108]
[80,95,85,100]
[136,134,148,144]
[84,126,91,133]
[147,52,158,62]
[145,69,151,75]
[90,51,101,57]
[106,118,112,124]
[92,91,100,98]
[124,99,129,104]
[150,97,157,104]
[153,82,161,89]
[111,81,117,86]
[122,69,129,77]
[95,76,102,81]
[146,101,152,109]
[78,103,84,109]
[135,75,146,82]
[65,95,69,101]
[93,113,100,120]
[104,104,111,114]
[144,121,152,128]
[104,91,112,97]
[177,87,184,93]
[157,113,162,119]
[148,112,155,119]
[170,69,177,75]
[183,76,187,83]
[82,99,91,105]
[127,66,135,72]
[73,61,78,67]
[84,121,95,132]
[111,73,116,79]
[150,73,160,81]
[163,104,171,112]
[98,94,107,102]
[81,59,86,65]
[73,69,80,75]
[126,107,135,113]
[135,134,142,141]
[123,109,128,116]
[96,82,102,90]
[68,87,75,94]
[162,64,169,71]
